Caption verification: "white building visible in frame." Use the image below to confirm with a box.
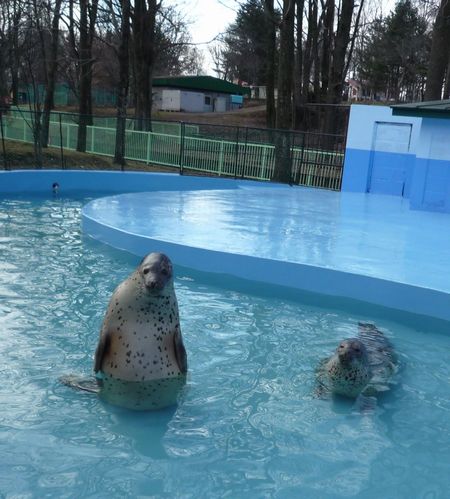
[152,76,250,113]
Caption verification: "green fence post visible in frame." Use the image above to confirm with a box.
[218,140,224,176]
[261,146,268,180]
[179,122,185,175]
[90,126,94,153]
[234,126,240,177]
[146,131,152,165]
[0,112,8,170]
[297,132,306,185]
[241,127,249,179]
[59,114,64,169]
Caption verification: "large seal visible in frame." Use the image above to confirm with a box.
[316,322,396,399]
[61,252,187,410]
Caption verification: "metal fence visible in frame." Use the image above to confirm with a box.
[0,108,346,190]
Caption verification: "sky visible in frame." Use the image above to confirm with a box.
[168,0,399,76]
[166,0,239,75]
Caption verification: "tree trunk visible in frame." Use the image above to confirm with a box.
[132,0,160,131]
[9,1,21,105]
[264,0,276,129]
[425,0,450,101]
[444,52,450,99]
[274,0,295,183]
[320,0,335,100]
[114,0,131,167]
[293,0,305,129]
[323,0,354,135]
[276,0,295,130]
[41,0,63,148]
[77,0,98,152]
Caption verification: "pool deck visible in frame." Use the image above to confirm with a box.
[1,169,449,322]
[81,179,450,323]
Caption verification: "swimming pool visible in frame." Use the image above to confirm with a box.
[1,172,450,498]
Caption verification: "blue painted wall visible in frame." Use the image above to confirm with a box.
[409,119,450,213]
[342,105,421,198]
[0,170,246,194]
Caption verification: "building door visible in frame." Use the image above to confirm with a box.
[369,122,412,196]
[214,97,227,112]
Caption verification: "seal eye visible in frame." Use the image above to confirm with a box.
[161,268,168,276]
[143,268,150,275]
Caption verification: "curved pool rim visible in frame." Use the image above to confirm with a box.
[1,169,449,324]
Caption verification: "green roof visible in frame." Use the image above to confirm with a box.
[391,99,450,119]
[153,76,251,96]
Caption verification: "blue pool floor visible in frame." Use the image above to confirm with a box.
[82,183,450,322]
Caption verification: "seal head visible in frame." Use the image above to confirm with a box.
[323,338,371,398]
[139,252,173,294]
[316,323,397,399]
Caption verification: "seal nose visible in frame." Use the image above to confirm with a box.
[146,278,164,291]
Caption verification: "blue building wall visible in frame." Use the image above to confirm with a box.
[343,104,450,213]
[342,105,421,198]
[409,119,450,213]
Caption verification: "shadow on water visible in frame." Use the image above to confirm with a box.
[105,403,179,460]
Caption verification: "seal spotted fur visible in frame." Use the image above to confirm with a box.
[61,252,187,410]
[316,322,396,399]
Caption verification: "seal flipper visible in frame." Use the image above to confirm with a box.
[314,358,332,399]
[94,329,112,373]
[59,374,101,394]
[173,326,187,374]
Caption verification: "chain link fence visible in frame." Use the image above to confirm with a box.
[0,107,346,190]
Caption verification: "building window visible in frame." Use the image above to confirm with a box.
[204,96,211,105]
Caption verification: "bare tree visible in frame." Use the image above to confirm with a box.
[264,0,277,128]
[209,41,231,80]
[40,0,63,148]
[292,0,305,128]
[114,0,130,167]
[323,0,359,134]
[276,0,295,130]
[4,0,23,105]
[274,0,295,183]
[77,0,99,152]
[320,0,335,100]
[425,0,450,100]
[132,0,161,131]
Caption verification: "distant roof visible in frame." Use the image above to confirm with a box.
[153,76,251,96]
[391,99,450,119]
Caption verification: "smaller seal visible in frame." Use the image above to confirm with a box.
[316,322,397,399]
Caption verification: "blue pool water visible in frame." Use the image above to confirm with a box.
[1,195,450,498]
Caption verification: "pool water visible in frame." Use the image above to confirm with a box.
[1,196,450,498]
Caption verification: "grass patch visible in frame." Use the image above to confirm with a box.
[0,139,178,173]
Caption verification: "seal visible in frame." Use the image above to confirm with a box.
[316,322,396,399]
[61,252,187,410]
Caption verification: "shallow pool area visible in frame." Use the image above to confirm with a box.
[0,189,448,498]
[1,170,450,497]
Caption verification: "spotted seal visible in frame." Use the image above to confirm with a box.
[61,252,187,410]
[316,322,396,399]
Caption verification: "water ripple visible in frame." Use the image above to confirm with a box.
[1,196,450,498]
